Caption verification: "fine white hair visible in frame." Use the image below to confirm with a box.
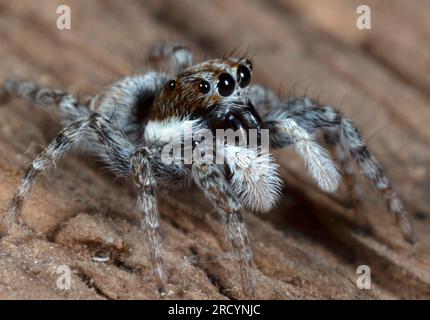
[224,145,283,212]
[278,117,341,192]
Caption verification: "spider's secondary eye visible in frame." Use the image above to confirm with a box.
[237,64,251,88]
[217,73,235,97]
[167,79,176,91]
[198,80,211,94]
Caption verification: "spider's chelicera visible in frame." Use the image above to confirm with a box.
[0,43,416,297]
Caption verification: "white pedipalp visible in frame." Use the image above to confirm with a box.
[224,144,283,212]
[278,117,341,192]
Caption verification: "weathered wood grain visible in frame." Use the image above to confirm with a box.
[0,0,428,299]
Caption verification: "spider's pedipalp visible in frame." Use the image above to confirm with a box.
[264,112,341,193]
[223,144,283,212]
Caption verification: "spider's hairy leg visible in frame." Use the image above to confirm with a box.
[0,118,89,229]
[2,79,90,122]
[0,113,133,231]
[131,147,166,292]
[147,43,193,73]
[254,91,367,215]
[263,113,341,193]
[323,130,365,217]
[249,86,341,192]
[192,161,256,297]
[284,103,416,243]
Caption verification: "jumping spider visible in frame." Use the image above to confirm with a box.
[0,43,415,297]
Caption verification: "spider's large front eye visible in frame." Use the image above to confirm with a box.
[237,64,251,88]
[198,80,211,94]
[217,73,235,97]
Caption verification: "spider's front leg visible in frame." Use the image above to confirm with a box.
[250,86,342,191]
[261,96,416,243]
[250,87,364,212]
[192,160,256,297]
[284,97,363,211]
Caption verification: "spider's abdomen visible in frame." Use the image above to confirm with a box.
[94,72,168,141]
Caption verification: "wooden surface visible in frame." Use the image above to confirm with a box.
[0,0,429,299]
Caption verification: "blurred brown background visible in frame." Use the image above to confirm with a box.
[0,0,429,299]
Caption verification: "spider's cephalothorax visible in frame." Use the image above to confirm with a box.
[0,43,416,298]
[151,57,262,132]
